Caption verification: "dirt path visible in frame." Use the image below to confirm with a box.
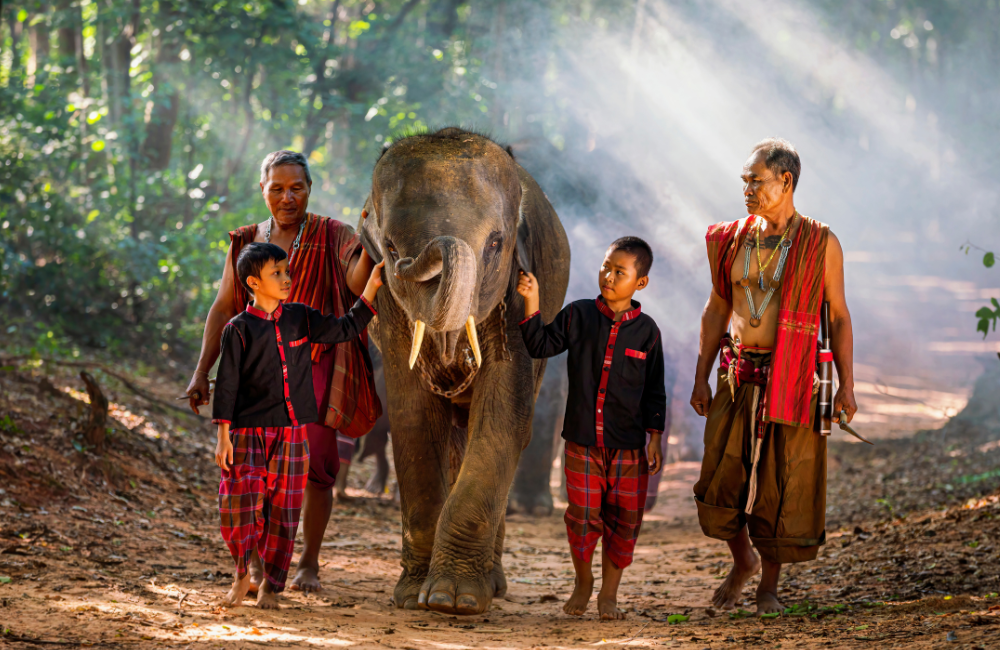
[2,360,999,648]
[2,461,998,649]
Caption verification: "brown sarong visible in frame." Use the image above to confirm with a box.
[693,349,826,564]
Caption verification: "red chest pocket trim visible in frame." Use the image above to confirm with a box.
[289,337,309,348]
[625,348,646,360]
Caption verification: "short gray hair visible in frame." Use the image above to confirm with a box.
[260,150,312,185]
[751,138,801,191]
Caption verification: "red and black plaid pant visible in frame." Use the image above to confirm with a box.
[219,426,308,593]
[564,441,649,569]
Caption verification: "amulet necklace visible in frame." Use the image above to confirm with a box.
[265,214,307,264]
[755,214,794,291]
[738,213,797,327]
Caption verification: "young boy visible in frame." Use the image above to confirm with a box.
[517,236,666,620]
[212,242,384,609]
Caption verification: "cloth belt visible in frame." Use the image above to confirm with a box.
[719,335,827,515]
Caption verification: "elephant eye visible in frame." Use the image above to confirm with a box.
[385,240,399,259]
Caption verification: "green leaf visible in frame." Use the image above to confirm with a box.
[0,576,11,584]
[16,9,27,21]
[985,252,996,268]
[760,612,780,619]
[992,298,999,310]
[978,319,991,338]
[91,140,105,152]
[975,307,995,320]
[86,209,100,223]
[666,614,690,624]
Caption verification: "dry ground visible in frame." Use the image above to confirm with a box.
[1,358,999,649]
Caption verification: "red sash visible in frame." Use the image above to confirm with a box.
[706,214,829,428]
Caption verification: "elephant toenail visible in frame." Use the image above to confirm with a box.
[403,598,421,610]
[456,593,481,613]
[417,591,428,606]
[428,591,456,609]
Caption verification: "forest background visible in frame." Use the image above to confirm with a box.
[2,0,1000,452]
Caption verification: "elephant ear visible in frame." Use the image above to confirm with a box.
[357,195,384,264]
[516,190,532,275]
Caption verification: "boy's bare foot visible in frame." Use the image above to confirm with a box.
[597,594,626,620]
[563,574,594,616]
[290,564,322,593]
[221,573,252,607]
[247,553,264,594]
[756,589,783,616]
[712,552,761,610]
[256,580,280,609]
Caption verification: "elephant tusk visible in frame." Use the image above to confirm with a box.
[409,320,425,370]
[466,315,482,367]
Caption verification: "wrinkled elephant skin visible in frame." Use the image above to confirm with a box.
[358,128,570,614]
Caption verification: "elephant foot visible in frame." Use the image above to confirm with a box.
[490,558,507,598]
[393,568,428,610]
[418,566,494,615]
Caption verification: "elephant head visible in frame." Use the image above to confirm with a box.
[360,128,530,368]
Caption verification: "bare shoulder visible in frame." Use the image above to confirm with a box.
[825,229,844,261]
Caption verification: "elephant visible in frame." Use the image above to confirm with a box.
[357,127,571,615]
[508,352,567,516]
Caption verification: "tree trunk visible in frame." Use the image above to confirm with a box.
[141,0,183,170]
[9,12,22,74]
[79,371,108,453]
[27,5,50,86]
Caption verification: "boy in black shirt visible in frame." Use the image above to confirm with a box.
[517,236,666,620]
[212,242,383,609]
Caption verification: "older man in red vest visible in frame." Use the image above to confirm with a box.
[689,138,858,616]
[186,151,376,594]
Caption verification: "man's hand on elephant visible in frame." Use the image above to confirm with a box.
[516,271,540,316]
[690,380,713,418]
[647,433,663,475]
[186,371,211,415]
[833,385,858,424]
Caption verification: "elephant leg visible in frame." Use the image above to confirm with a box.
[389,393,453,610]
[491,516,507,598]
[510,354,567,515]
[419,348,534,615]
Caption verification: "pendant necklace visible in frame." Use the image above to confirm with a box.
[738,213,796,327]
[754,213,795,290]
[265,215,307,266]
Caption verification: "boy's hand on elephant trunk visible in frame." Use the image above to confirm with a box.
[516,271,540,316]
[647,433,663,475]
[362,260,386,304]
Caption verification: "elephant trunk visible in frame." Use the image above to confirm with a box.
[394,236,479,366]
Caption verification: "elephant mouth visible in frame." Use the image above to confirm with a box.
[408,317,481,369]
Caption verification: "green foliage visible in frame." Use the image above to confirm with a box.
[666,614,689,624]
[961,243,998,338]
[0,0,623,360]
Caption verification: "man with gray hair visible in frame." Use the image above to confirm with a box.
[689,138,857,616]
[186,150,378,598]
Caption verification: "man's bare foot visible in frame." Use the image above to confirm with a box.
[756,589,783,616]
[333,488,354,503]
[221,573,252,607]
[597,594,626,620]
[712,553,761,610]
[256,581,280,609]
[290,564,322,593]
[563,574,594,616]
[247,553,264,594]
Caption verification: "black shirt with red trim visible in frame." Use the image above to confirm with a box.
[212,298,376,429]
[520,297,666,450]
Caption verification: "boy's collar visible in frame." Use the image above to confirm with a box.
[246,301,284,321]
[595,296,642,322]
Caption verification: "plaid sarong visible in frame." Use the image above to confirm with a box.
[564,441,649,569]
[219,426,308,592]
